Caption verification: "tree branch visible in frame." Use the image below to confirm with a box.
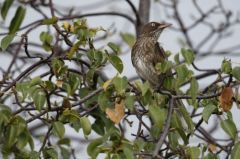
[153,97,174,157]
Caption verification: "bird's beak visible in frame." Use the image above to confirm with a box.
[158,23,172,29]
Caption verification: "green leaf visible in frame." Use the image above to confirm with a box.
[53,121,65,138]
[134,139,145,151]
[62,109,81,121]
[203,153,218,159]
[51,59,68,77]
[174,53,180,64]
[231,142,240,159]
[32,89,46,111]
[202,104,217,123]
[69,73,80,94]
[0,108,11,129]
[232,67,240,81]
[57,138,70,146]
[124,94,135,111]
[44,148,58,159]
[29,151,40,159]
[1,0,14,19]
[87,49,106,66]
[92,119,105,136]
[168,132,179,149]
[86,68,95,87]
[177,128,188,145]
[108,54,123,73]
[43,81,55,91]
[60,146,71,159]
[221,59,232,74]
[61,109,81,131]
[14,116,27,134]
[149,105,166,129]
[80,117,91,136]
[140,81,151,96]
[221,119,237,139]
[5,125,17,148]
[188,78,198,100]
[186,146,200,159]
[40,32,53,51]
[112,76,128,95]
[16,82,30,101]
[87,138,103,158]
[181,48,195,64]
[1,34,15,51]
[28,134,34,150]
[108,42,120,54]
[151,124,162,138]
[62,83,71,96]
[171,112,188,144]
[165,50,172,57]
[30,76,42,87]
[171,112,184,129]
[112,154,121,159]
[179,105,194,132]
[98,91,112,110]
[155,60,174,73]
[123,145,134,159]
[176,64,193,86]
[187,78,199,107]
[120,32,135,47]
[16,132,28,149]
[9,6,26,34]
[67,40,81,58]
[163,76,175,90]
[42,16,58,25]
[0,103,12,112]
[142,90,153,107]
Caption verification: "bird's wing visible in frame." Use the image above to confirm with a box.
[152,42,166,65]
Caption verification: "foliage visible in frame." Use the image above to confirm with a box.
[0,0,240,159]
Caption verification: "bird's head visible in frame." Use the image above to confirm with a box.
[140,22,171,39]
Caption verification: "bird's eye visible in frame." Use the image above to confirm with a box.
[151,23,155,27]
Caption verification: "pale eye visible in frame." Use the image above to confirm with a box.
[151,23,155,27]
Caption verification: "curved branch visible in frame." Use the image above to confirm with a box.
[0,59,49,98]
[125,0,141,25]
[60,12,135,24]
[0,12,135,36]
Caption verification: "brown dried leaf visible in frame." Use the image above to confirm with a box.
[62,97,71,109]
[106,100,125,124]
[208,144,217,152]
[219,87,233,112]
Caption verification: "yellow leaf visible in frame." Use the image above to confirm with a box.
[70,25,75,32]
[219,87,233,112]
[106,100,125,124]
[56,80,63,88]
[63,22,70,30]
[62,22,74,32]
[102,79,112,91]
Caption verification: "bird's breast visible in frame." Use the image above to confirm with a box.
[131,38,161,86]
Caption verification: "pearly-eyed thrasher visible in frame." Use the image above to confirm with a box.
[131,22,171,87]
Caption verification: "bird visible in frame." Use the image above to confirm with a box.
[131,22,172,87]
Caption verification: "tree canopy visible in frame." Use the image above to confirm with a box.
[0,0,240,159]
